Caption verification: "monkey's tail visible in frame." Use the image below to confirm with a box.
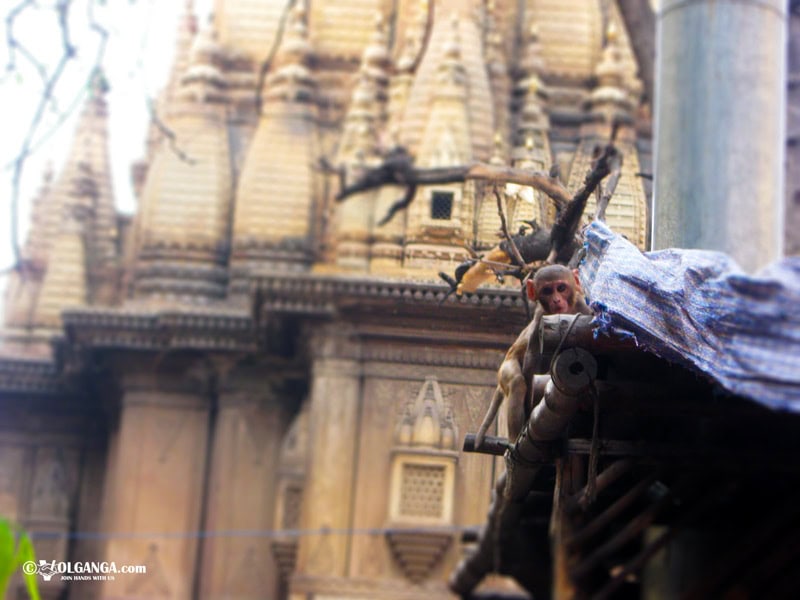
[474,385,504,449]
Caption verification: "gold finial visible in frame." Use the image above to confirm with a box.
[529,20,539,40]
[606,20,619,44]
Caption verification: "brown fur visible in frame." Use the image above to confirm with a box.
[474,265,591,447]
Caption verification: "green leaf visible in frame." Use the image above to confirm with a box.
[14,532,41,600]
[0,518,16,599]
[0,519,42,600]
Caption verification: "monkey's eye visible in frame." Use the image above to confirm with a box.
[540,286,553,296]
[556,283,568,293]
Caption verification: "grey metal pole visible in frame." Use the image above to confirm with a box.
[653,0,788,271]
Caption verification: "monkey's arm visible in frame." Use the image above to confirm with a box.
[474,318,539,447]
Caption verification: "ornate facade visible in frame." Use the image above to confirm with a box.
[0,1,653,599]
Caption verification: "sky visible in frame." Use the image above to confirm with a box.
[0,0,211,276]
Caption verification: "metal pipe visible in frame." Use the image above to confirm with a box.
[451,348,599,595]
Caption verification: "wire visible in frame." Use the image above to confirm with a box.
[28,523,485,541]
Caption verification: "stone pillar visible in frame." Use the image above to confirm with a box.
[653,0,787,271]
[197,369,290,598]
[292,325,362,593]
[98,362,211,600]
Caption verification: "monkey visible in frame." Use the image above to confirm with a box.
[438,226,581,300]
[474,264,592,448]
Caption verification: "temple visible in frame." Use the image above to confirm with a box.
[0,1,797,599]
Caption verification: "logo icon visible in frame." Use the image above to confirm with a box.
[37,560,57,582]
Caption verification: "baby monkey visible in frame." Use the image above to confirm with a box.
[474,264,592,448]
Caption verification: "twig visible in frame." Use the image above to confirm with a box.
[147,99,196,165]
[8,0,77,267]
[254,0,296,115]
[407,0,434,73]
[493,185,525,268]
[596,152,623,221]
[468,163,569,213]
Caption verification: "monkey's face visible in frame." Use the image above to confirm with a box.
[536,278,575,314]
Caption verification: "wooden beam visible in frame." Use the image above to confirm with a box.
[566,472,659,551]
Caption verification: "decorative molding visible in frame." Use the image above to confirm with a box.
[254,271,526,317]
[0,358,61,396]
[385,530,453,583]
[60,307,256,353]
[395,377,457,451]
[363,345,503,370]
[271,540,298,583]
[290,573,455,598]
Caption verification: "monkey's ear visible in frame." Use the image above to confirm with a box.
[572,269,582,291]
[526,278,537,301]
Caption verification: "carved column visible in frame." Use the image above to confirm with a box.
[197,367,290,599]
[98,358,211,600]
[0,400,89,600]
[292,324,362,592]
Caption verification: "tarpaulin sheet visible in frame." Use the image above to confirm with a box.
[580,221,800,410]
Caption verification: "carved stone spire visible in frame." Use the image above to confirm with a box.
[401,6,493,161]
[584,21,637,136]
[484,0,511,144]
[335,15,391,271]
[4,73,120,330]
[337,14,390,164]
[403,15,474,274]
[564,22,648,249]
[231,5,318,282]
[132,17,233,303]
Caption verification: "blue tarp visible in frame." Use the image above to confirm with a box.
[579,221,800,410]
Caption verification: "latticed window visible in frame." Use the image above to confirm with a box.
[282,484,303,530]
[430,191,454,220]
[399,463,446,518]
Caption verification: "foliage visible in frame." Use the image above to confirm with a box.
[0,518,41,600]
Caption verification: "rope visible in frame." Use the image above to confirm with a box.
[583,383,601,507]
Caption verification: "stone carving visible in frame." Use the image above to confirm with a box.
[279,404,309,476]
[125,544,171,596]
[154,413,186,464]
[463,386,492,427]
[308,532,336,576]
[242,400,276,466]
[226,545,266,594]
[30,448,73,518]
[0,447,22,517]
[271,539,298,583]
[385,530,452,583]
[394,376,458,451]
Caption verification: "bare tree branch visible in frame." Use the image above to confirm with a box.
[147,99,196,165]
[4,0,109,270]
[255,0,296,116]
[493,185,525,267]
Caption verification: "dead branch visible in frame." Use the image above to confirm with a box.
[147,99,197,165]
[468,164,570,213]
[4,0,108,269]
[596,151,623,222]
[255,0,296,116]
[406,0,434,74]
[333,158,575,226]
[546,136,621,263]
[493,185,526,267]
